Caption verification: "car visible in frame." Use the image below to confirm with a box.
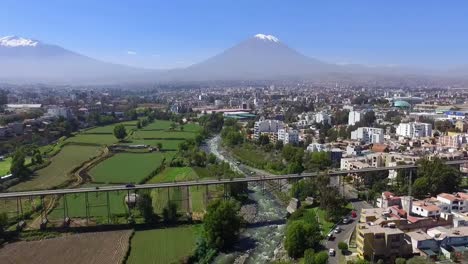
[328,248,336,256]
[95,186,100,190]
[125,184,135,188]
[326,233,334,240]
[334,227,341,234]
[351,211,357,218]
[342,218,349,224]
[236,161,241,165]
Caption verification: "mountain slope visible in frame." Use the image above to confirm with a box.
[171,34,340,80]
[0,36,152,84]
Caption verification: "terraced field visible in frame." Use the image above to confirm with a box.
[9,145,102,191]
[89,152,176,184]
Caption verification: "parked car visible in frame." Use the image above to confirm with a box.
[328,248,336,256]
[327,233,334,240]
[342,217,349,224]
[351,211,357,218]
[334,227,341,234]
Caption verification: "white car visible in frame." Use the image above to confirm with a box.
[328,248,336,256]
[342,218,349,224]
[334,227,341,234]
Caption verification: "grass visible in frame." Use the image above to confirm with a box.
[49,186,128,219]
[126,226,198,264]
[230,142,283,174]
[124,139,184,151]
[89,152,175,184]
[64,134,118,145]
[147,167,198,183]
[312,207,335,235]
[9,145,102,191]
[0,157,12,176]
[83,121,137,134]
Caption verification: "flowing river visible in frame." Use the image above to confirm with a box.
[207,136,288,264]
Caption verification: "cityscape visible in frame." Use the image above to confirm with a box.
[1,1,468,264]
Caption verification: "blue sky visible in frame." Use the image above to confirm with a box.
[1,0,468,69]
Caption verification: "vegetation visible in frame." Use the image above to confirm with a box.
[10,145,101,191]
[412,158,461,198]
[126,226,197,264]
[203,199,241,251]
[89,152,173,184]
[137,192,157,223]
[113,124,128,141]
[284,212,321,258]
[10,148,30,179]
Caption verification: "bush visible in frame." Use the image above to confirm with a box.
[338,241,348,252]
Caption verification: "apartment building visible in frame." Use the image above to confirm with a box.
[348,110,362,126]
[351,127,384,144]
[356,222,412,261]
[253,119,284,139]
[277,128,299,145]
[396,122,432,138]
[315,111,331,125]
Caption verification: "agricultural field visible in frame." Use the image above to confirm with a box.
[126,226,197,264]
[48,186,128,220]
[64,134,118,145]
[0,230,132,264]
[9,145,102,191]
[0,156,11,176]
[89,152,176,184]
[125,139,183,151]
[83,121,137,134]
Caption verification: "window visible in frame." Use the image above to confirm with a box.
[375,234,384,239]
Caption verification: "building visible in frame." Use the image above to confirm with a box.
[348,111,362,125]
[396,122,432,138]
[426,226,468,261]
[351,127,384,144]
[278,128,299,145]
[456,120,468,133]
[253,119,284,139]
[356,222,412,261]
[47,106,72,119]
[315,112,331,125]
[405,230,440,259]
[306,143,329,152]
[437,193,468,214]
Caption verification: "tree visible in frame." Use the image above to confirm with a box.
[125,109,138,120]
[395,258,406,264]
[10,148,29,179]
[113,124,127,141]
[156,142,163,151]
[137,120,142,129]
[170,122,177,130]
[180,125,184,131]
[304,152,332,171]
[406,257,427,264]
[275,140,284,150]
[284,221,321,258]
[413,158,461,198]
[258,134,270,145]
[162,201,178,223]
[137,193,156,223]
[203,199,241,250]
[338,241,348,252]
[303,249,315,264]
[290,179,316,201]
[287,162,304,174]
[313,251,329,264]
[0,89,7,112]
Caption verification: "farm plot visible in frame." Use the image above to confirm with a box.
[9,145,101,191]
[132,130,198,140]
[64,134,118,145]
[0,156,11,176]
[89,152,175,184]
[0,230,132,264]
[48,188,128,220]
[83,121,138,134]
[126,226,197,264]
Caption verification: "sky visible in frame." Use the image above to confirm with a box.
[1,0,468,69]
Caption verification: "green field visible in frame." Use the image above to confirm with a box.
[124,139,184,151]
[126,226,198,264]
[64,134,118,145]
[9,145,102,191]
[49,187,128,220]
[89,152,175,184]
[0,157,12,176]
[83,121,138,134]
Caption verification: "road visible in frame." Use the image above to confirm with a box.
[2,158,465,199]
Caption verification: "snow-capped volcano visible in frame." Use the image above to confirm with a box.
[0,36,39,47]
[254,33,279,42]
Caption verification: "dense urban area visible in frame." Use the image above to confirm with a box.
[0,83,467,264]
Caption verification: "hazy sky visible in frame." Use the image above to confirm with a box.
[1,0,468,69]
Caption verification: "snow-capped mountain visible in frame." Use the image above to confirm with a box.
[169,33,338,81]
[0,36,150,84]
[0,36,39,47]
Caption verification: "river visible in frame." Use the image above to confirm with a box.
[207,136,288,264]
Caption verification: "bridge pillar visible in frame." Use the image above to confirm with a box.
[106,191,111,224]
[85,192,89,225]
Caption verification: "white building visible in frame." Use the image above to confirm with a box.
[351,127,384,144]
[254,119,284,139]
[306,143,329,152]
[315,112,331,125]
[348,111,362,126]
[47,106,72,119]
[396,122,432,138]
[278,128,299,145]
